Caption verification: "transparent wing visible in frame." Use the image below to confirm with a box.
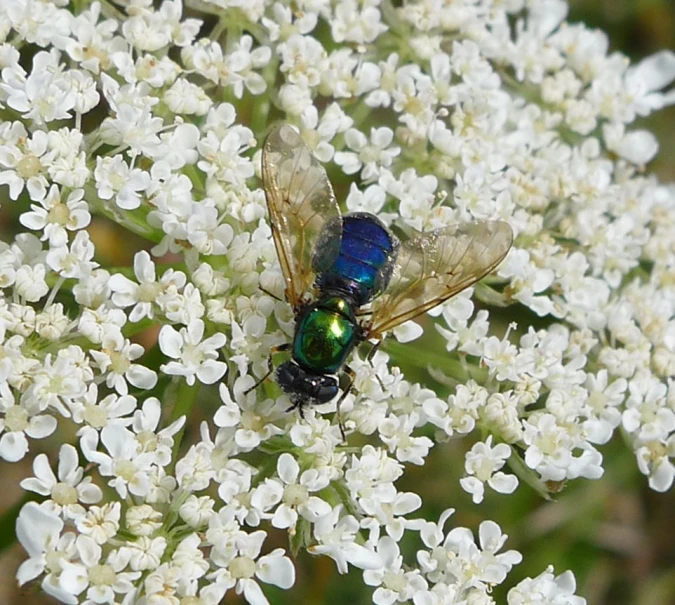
[262,123,341,309]
[366,220,513,339]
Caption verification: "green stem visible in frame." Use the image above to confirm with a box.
[385,339,488,383]
[169,380,201,467]
[506,445,553,501]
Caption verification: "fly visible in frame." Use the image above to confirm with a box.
[253,123,513,438]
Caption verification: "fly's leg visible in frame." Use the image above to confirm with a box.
[366,340,386,391]
[243,343,291,395]
[259,285,285,303]
[335,365,357,442]
[285,399,306,417]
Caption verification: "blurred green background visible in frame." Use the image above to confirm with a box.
[0,1,673,603]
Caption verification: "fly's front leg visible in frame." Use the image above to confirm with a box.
[335,365,357,442]
[285,399,306,418]
[243,343,291,395]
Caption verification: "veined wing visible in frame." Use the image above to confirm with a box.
[365,220,513,339]
[262,123,341,310]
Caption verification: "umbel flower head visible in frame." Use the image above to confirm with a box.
[1,0,674,604]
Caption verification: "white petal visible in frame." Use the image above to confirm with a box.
[32,452,57,487]
[202,332,227,350]
[626,50,675,94]
[134,250,156,282]
[459,476,484,503]
[613,129,659,164]
[16,558,44,585]
[256,550,295,589]
[26,414,58,438]
[392,492,422,515]
[373,587,398,605]
[77,481,103,504]
[393,321,423,343]
[478,520,504,551]
[100,425,132,458]
[0,431,29,462]
[196,360,227,385]
[302,497,331,520]
[271,504,296,529]
[108,274,137,298]
[242,578,269,605]
[77,535,101,566]
[343,543,382,570]
[376,536,400,568]
[57,444,80,482]
[16,502,63,557]
[213,403,240,428]
[59,562,88,595]
[277,453,299,485]
[19,477,52,495]
[649,458,675,492]
[488,472,519,494]
[186,319,205,343]
[127,364,158,389]
[158,325,183,358]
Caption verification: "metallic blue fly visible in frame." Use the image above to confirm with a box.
[256,123,513,437]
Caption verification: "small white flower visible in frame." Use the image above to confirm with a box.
[0,122,50,200]
[309,506,382,574]
[81,425,155,498]
[420,520,522,590]
[179,494,216,528]
[159,319,227,386]
[126,504,163,537]
[71,384,137,431]
[20,444,102,521]
[164,77,213,115]
[214,377,285,451]
[330,0,388,45]
[45,229,98,279]
[459,437,519,504]
[59,537,141,603]
[251,453,332,530]
[20,185,90,246]
[334,127,400,180]
[0,383,57,462]
[109,250,187,322]
[2,50,77,125]
[121,535,168,572]
[90,332,158,395]
[363,537,428,604]
[379,413,434,465]
[197,127,255,187]
[507,565,586,605]
[94,155,151,210]
[186,200,235,255]
[16,502,64,586]
[208,530,296,603]
[635,435,675,492]
[172,533,210,582]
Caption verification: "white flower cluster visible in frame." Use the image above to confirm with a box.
[1,0,674,603]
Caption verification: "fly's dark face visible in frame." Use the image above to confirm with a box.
[276,361,339,405]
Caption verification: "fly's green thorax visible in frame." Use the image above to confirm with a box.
[293,297,357,374]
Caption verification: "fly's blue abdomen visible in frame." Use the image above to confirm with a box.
[316,213,397,305]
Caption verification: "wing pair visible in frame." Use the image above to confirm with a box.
[261,123,513,340]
